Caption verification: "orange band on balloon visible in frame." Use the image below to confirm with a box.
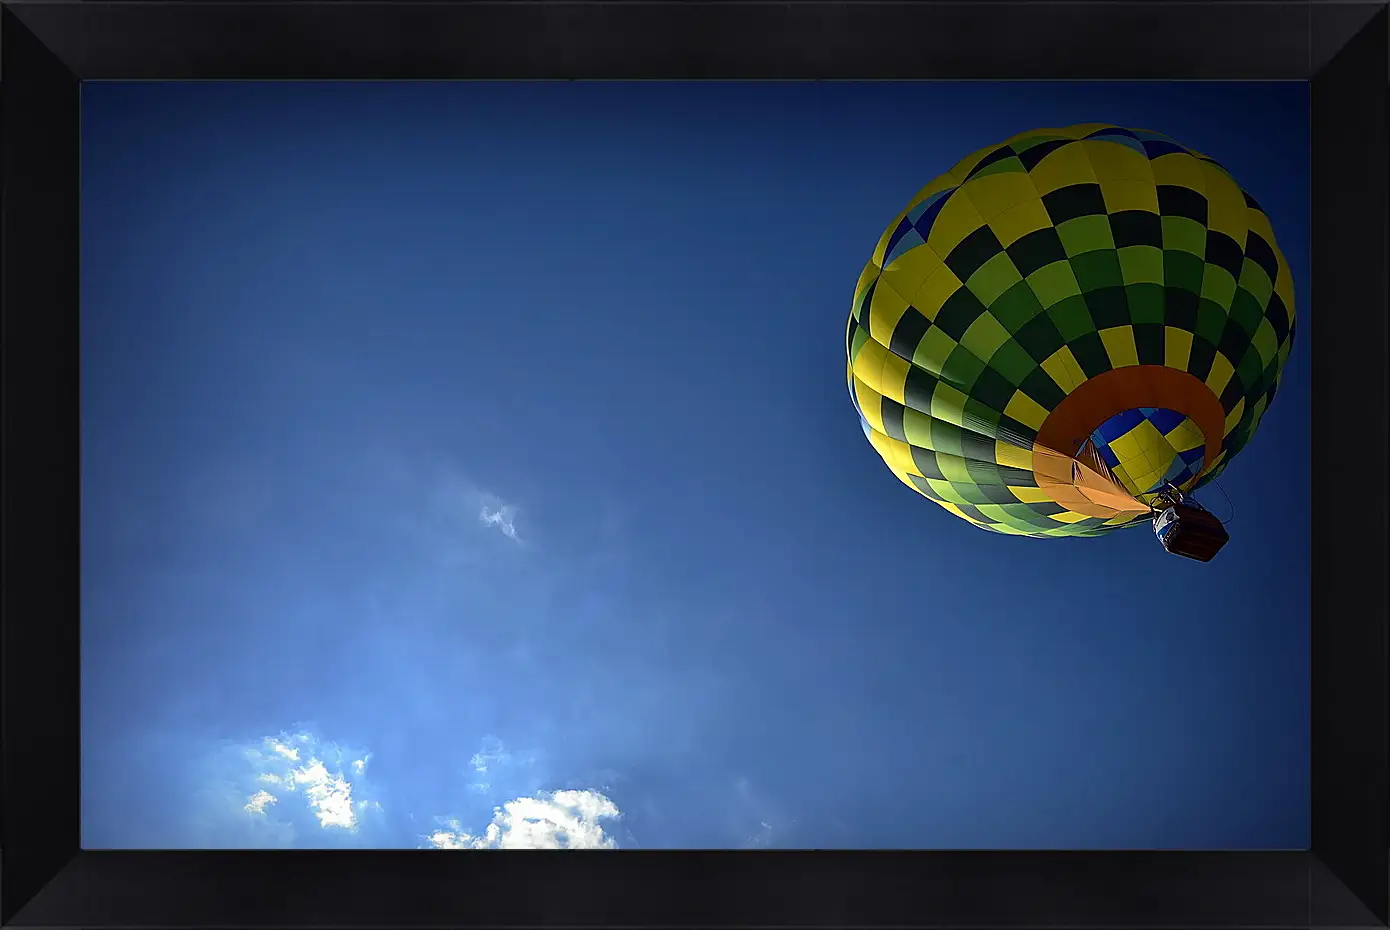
[1030,365,1227,520]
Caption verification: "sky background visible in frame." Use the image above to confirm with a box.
[80,81,1310,851]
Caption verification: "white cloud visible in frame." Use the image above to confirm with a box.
[268,740,300,762]
[478,501,520,541]
[244,790,278,815]
[230,731,381,838]
[426,789,621,850]
[291,759,359,830]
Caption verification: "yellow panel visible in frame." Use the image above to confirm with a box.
[900,174,961,218]
[1163,326,1194,370]
[1244,208,1277,247]
[852,262,879,306]
[947,142,1010,184]
[995,441,1034,470]
[1040,345,1088,393]
[887,435,922,478]
[878,351,911,405]
[912,265,966,319]
[866,275,912,346]
[987,198,1053,247]
[866,422,902,463]
[1165,419,1204,453]
[1028,144,1098,195]
[1200,161,1248,247]
[1080,138,1154,182]
[924,192,988,259]
[1273,259,1296,320]
[1099,178,1160,214]
[1099,326,1141,368]
[1004,125,1093,147]
[957,171,1038,222]
[1004,390,1049,430]
[1106,431,1142,462]
[1149,151,1207,191]
[851,333,889,379]
[879,242,944,297]
[1048,509,1093,524]
[1009,485,1056,504]
[1205,351,1236,397]
[1224,397,1246,436]
[854,375,888,435]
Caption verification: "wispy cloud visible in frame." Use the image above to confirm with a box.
[233,731,382,837]
[478,497,521,542]
[244,790,278,815]
[469,735,512,774]
[426,789,622,849]
[290,758,359,829]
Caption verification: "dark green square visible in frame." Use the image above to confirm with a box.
[1220,374,1247,411]
[1217,319,1253,373]
[1005,227,1069,278]
[1020,366,1067,409]
[972,481,1020,505]
[945,226,1005,284]
[928,419,965,458]
[1164,249,1206,295]
[1070,249,1125,293]
[1014,312,1067,363]
[940,345,987,389]
[1236,347,1265,393]
[1083,286,1131,329]
[1125,283,1166,325]
[1228,289,1264,337]
[1186,335,1218,383]
[1133,322,1166,365]
[1067,331,1113,379]
[1163,287,1199,330]
[970,365,1017,412]
[1194,300,1229,346]
[961,398,1003,437]
[988,279,1046,333]
[909,446,946,481]
[995,413,1037,448]
[1046,294,1095,342]
[960,431,997,464]
[988,338,1038,386]
[933,287,988,342]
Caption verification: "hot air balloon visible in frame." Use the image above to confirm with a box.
[846,123,1295,561]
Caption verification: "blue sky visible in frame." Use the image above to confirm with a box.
[80,81,1310,850]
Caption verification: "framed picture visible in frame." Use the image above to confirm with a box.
[3,2,1385,927]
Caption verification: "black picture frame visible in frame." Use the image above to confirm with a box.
[2,1,1386,926]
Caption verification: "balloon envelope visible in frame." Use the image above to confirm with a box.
[846,124,1295,538]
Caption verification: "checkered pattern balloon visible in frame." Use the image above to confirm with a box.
[847,123,1295,538]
